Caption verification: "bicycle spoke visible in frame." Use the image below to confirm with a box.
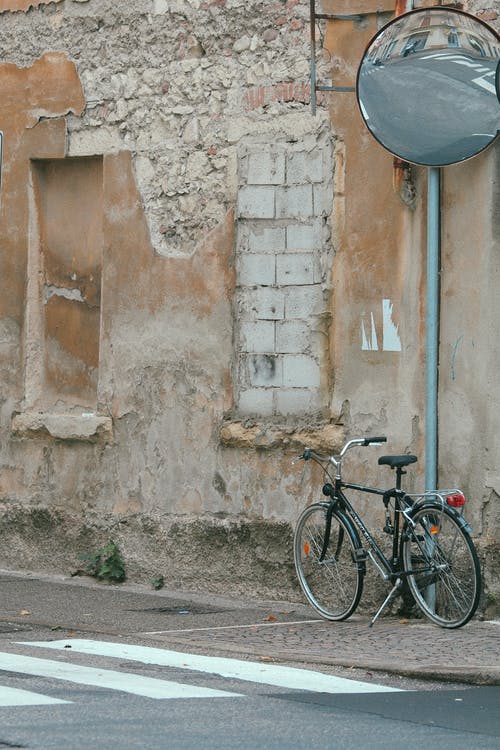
[302,519,353,604]
[294,504,363,621]
[402,504,481,628]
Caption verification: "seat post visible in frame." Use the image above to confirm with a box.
[395,466,405,490]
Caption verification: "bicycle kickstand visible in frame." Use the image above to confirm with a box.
[369,578,403,628]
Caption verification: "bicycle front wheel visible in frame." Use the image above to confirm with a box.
[294,503,363,621]
[402,503,481,628]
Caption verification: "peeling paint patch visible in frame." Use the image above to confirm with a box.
[43,285,84,304]
[361,312,378,351]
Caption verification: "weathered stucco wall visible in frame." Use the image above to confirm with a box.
[0,0,498,611]
[0,0,337,600]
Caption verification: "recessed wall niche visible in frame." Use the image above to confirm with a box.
[28,156,103,411]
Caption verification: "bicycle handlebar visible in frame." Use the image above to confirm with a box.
[299,436,387,464]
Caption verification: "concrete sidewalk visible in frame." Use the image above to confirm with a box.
[1,570,499,686]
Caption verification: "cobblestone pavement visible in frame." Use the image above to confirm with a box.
[145,615,500,685]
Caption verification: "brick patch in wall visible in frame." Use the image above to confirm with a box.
[477,11,498,22]
[244,82,329,111]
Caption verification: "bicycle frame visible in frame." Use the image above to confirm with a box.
[328,480,411,582]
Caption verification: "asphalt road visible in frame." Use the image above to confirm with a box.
[0,634,499,750]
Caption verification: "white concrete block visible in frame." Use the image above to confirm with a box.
[239,320,275,353]
[287,150,323,184]
[248,287,285,320]
[276,185,313,218]
[238,388,274,416]
[247,354,283,387]
[284,285,324,318]
[247,150,285,185]
[286,221,322,251]
[313,184,332,217]
[283,355,320,388]
[276,320,310,353]
[276,253,315,286]
[248,226,286,253]
[276,388,320,415]
[237,254,275,286]
[238,186,275,218]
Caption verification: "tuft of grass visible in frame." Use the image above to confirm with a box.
[78,540,126,583]
[149,574,165,590]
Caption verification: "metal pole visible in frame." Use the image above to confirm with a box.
[310,0,317,115]
[425,167,440,492]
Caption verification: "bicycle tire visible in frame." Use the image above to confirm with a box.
[402,502,481,628]
[294,503,364,621]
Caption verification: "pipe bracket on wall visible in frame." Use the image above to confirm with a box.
[309,0,357,115]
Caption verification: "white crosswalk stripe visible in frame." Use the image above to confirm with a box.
[0,685,70,707]
[0,638,404,708]
[20,639,403,694]
[0,651,242,701]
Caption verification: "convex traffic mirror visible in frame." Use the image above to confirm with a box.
[356,7,500,166]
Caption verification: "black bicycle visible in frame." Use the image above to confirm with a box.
[293,437,482,628]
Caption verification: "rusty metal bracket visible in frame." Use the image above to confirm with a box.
[309,1,359,114]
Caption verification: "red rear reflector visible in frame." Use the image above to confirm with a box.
[447,493,466,507]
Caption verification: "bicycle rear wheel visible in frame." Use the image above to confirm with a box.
[294,503,363,621]
[402,503,481,628]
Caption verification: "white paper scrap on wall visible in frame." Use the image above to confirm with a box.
[382,299,402,352]
[361,300,401,352]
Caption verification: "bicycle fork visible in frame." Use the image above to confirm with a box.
[319,503,337,563]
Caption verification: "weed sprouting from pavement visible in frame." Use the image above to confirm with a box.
[78,540,126,583]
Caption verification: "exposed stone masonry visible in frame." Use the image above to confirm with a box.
[0,0,326,259]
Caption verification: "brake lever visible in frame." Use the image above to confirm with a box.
[292,449,312,465]
[291,449,311,466]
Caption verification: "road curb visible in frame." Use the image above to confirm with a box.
[139,631,500,686]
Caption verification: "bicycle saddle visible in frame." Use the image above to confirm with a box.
[378,454,417,469]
